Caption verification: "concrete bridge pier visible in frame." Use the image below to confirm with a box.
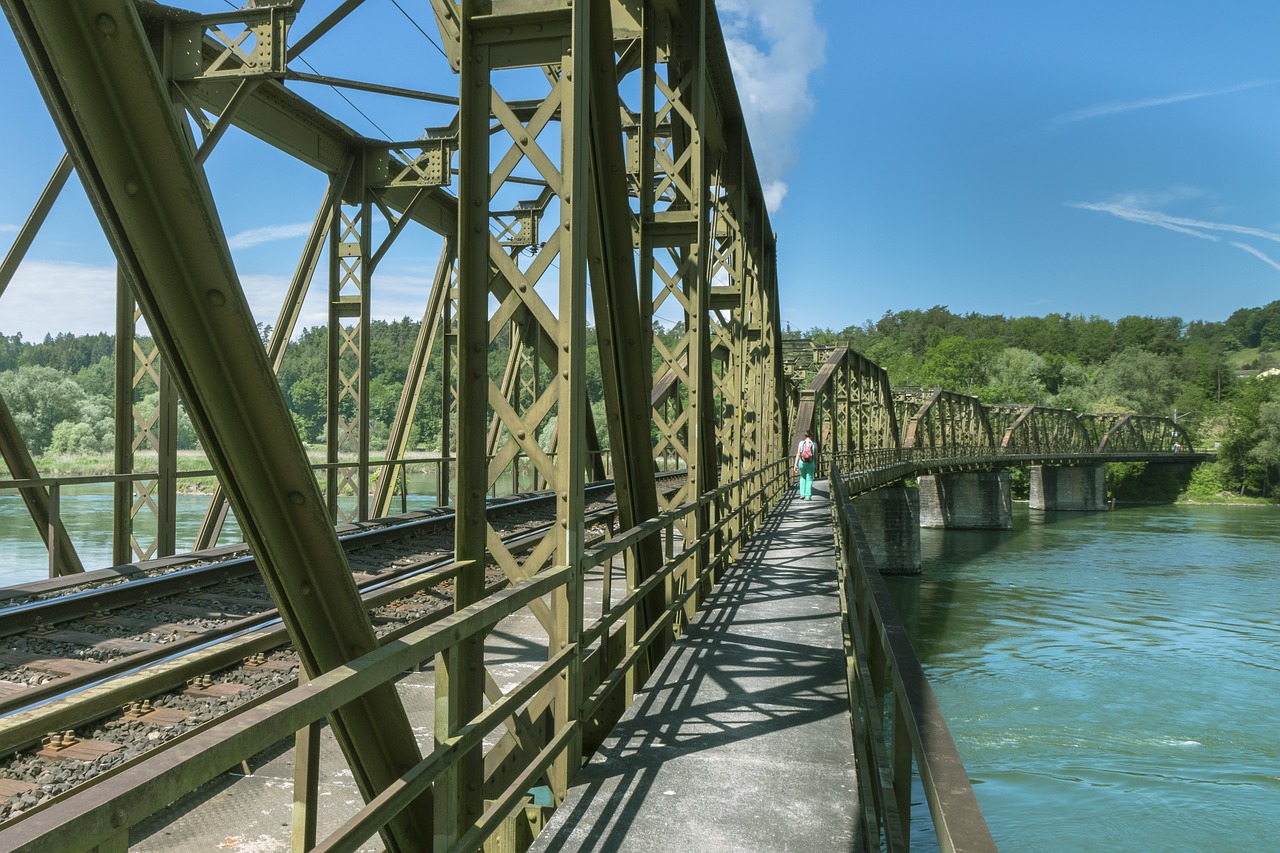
[918,472,1012,530]
[852,486,921,575]
[1029,465,1107,511]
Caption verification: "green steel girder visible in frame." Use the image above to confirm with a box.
[1000,405,1091,453]
[897,388,997,452]
[145,6,460,237]
[1098,414,1190,453]
[196,159,351,548]
[789,346,899,461]
[585,0,666,663]
[1,3,431,850]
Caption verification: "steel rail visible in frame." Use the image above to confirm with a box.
[0,495,639,741]
[0,475,682,636]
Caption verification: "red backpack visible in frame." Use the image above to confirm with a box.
[800,439,814,462]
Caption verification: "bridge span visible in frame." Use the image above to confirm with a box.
[0,2,1211,852]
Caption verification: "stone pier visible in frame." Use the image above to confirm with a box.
[918,472,1012,529]
[851,485,921,574]
[1029,465,1107,511]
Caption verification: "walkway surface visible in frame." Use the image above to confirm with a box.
[532,480,861,852]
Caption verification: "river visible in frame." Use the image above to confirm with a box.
[0,485,442,587]
[888,503,1280,852]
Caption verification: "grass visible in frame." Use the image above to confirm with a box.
[1225,346,1280,370]
[23,448,448,495]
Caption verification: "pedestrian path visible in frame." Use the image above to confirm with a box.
[532,480,861,852]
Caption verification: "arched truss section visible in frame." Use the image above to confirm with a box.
[1096,415,1191,453]
[789,346,899,458]
[999,406,1093,454]
[895,388,996,452]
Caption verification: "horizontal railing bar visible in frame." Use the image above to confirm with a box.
[313,644,576,853]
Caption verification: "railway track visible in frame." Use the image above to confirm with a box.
[0,476,682,824]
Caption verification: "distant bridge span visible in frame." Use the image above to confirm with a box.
[788,344,1206,497]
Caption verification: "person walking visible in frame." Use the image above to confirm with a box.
[794,430,817,501]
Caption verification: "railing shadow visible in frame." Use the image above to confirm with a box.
[538,483,860,852]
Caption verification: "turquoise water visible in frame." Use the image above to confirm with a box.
[888,504,1280,852]
[0,486,245,585]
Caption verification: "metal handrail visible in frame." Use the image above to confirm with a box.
[830,461,998,853]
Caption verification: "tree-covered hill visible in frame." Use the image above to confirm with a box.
[5,300,1280,497]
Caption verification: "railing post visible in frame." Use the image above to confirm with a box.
[292,721,321,852]
[47,482,59,580]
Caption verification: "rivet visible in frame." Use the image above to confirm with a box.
[288,490,305,505]
[124,179,139,196]
[206,290,226,306]
[96,14,117,36]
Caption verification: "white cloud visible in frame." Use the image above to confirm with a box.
[1068,201,1280,245]
[1229,241,1280,273]
[1068,202,1221,241]
[1070,198,1280,277]
[0,224,19,233]
[718,0,826,214]
[0,259,116,337]
[1049,78,1280,127]
[227,222,312,250]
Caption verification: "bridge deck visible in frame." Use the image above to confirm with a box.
[533,481,861,852]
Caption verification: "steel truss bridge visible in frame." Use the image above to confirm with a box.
[0,2,1206,851]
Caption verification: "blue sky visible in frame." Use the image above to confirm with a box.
[3,1,1280,339]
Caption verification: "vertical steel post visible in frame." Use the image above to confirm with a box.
[112,269,132,566]
[549,0,590,796]
[292,722,321,853]
[437,6,490,842]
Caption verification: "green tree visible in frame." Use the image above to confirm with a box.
[1094,348,1180,415]
[1217,376,1280,495]
[1246,398,1280,495]
[0,365,90,454]
[980,347,1048,405]
[918,336,1002,391]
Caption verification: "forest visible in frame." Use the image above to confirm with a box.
[4,299,1280,499]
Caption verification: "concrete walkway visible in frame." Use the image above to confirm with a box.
[532,480,861,852]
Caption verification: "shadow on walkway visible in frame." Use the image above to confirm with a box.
[534,480,860,853]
